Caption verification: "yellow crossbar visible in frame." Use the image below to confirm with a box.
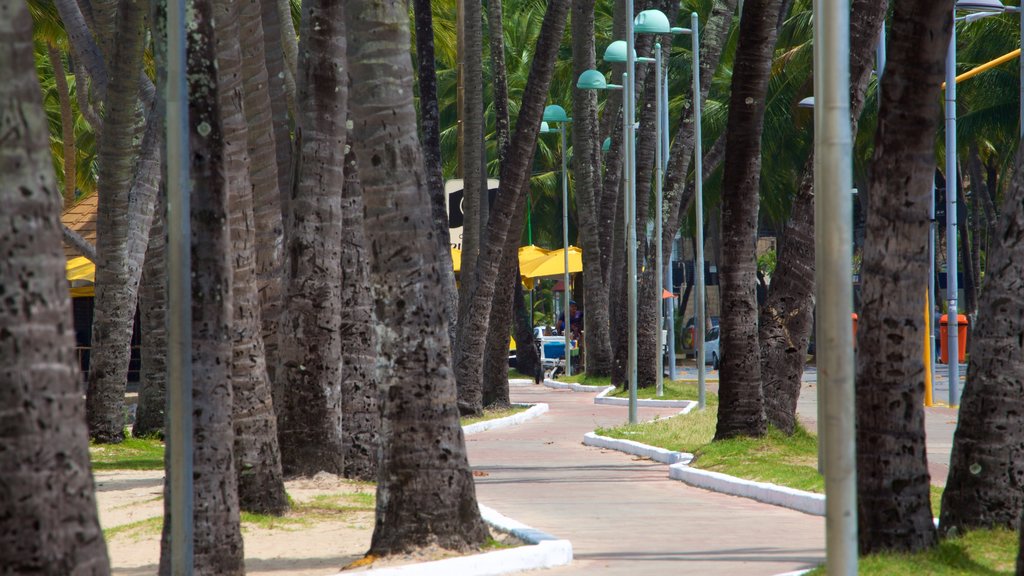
[941,48,1021,89]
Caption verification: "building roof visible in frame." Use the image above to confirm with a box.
[61,193,97,259]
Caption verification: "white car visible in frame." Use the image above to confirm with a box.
[701,326,721,370]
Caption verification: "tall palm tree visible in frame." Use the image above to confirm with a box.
[452,0,570,416]
[84,0,149,444]
[454,0,489,414]
[339,149,380,481]
[940,145,1024,534]
[758,0,886,434]
[413,0,460,349]
[45,41,77,207]
[276,0,347,477]
[714,0,787,440]
[346,0,489,554]
[213,0,288,515]
[856,0,951,554]
[0,2,109,569]
[158,1,245,571]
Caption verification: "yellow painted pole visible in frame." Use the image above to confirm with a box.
[941,49,1021,89]
[924,289,933,407]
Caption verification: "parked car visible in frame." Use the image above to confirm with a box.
[703,326,721,370]
[680,316,720,356]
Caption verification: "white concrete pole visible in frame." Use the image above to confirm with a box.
[945,16,961,405]
[655,42,665,396]
[626,0,639,424]
[814,0,858,571]
[166,0,194,572]
[562,123,572,376]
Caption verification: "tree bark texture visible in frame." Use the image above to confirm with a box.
[481,0,515,408]
[53,0,110,102]
[134,183,167,438]
[158,2,245,569]
[453,0,570,412]
[714,0,785,440]
[242,0,286,397]
[413,0,459,349]
[214,0,288,516]
[85,0,148,444]
[276,0,347,477]
[454,0,489,413]
[759,0,885,434]
[0,3,110,569]
[512,267,542,381]
[572,0,613,376]
[940,145,1024,535]
[346,0,489,555]
[339,149,380,482]
[856,0,950,555]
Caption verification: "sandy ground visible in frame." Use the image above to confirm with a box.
[96,470,375,576]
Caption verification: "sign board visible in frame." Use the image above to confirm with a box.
[444,179,501,250]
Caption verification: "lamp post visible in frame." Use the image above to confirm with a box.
[943,1,1006,405]
[541,104,574,376]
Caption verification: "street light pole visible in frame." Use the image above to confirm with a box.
[626,0,639,424]
[690,11,707,410]
[560,122,572,377]
[655,42,665,396]
[945,13,960,406]
[814,0,856,571]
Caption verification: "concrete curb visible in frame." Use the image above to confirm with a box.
[772,570,813,576]
[508,378,536,387]
[585,431,825,517]
[329,504,572,576]
[593,386,699,409]
[582,432,692,465]
[463,403,549,436]
[541,378,608,392]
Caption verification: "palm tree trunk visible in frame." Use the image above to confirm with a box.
[134,183,167,438]
[346,0,489,554]
[512,267,542,381]
[939,145,1024,535]
[453,0,570,412]
[85,0,148,444]
[413,0,459,348]
[856,0,950,554]
[0,3,110,568]
[53,0,109,101]
[956,172,979,316]
[759,0,885,433]
[243,0,287,396]
[572,0,612,376]
[47,42,78,208]
[454,0,489,414]
[276,0,347,477]
[481,0,518,407]
[714,0,785,440]
[339,149,380,481]
[213,0,288,516]
[158,1,245,569]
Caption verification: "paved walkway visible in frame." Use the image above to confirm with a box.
[466,385,825,575]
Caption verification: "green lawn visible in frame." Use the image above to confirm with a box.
[607,379,718,405]
[805,528,1017,575]
[554,372,612,387]
[508,368,538,380]
[90,436,165,471]
[461,405,530,426]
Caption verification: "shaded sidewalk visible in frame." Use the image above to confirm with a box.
[466,385,824,575]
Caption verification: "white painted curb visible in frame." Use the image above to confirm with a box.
[772,570,813,576]
[542,378,609,392]
[462,403,548,436]
[328,504,572,576]
[583,432,692,465]
[585,432,825,517]
[593,386,699,409]
[508,378,536,387]
[668,463,825,516]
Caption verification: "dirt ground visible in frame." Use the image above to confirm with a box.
[96,470,375,575]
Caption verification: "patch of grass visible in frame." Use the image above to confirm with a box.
[932,485,944,517]
[90,436,165,471]
[483,536,519,551]
[241,511,309,531]
[805,528,1017,575]
[608,379,719,406]
[508,368,538,380]
[461,405,530,426]
[555,372,612,387]
[104,516,163,541]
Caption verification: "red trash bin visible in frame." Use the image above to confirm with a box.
[939,314,968,364]
[852,313,858,349]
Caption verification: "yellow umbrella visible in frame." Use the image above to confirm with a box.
[520,246,583,279]
[518,244,550,266]
[451,247,462,272]
[66,256,95,282]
